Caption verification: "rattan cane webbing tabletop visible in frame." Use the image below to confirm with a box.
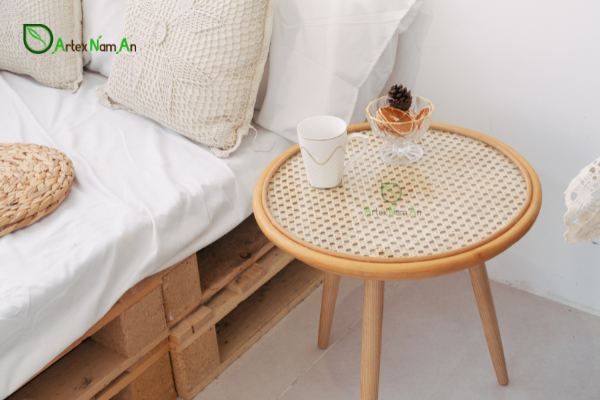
[262,123,533,264]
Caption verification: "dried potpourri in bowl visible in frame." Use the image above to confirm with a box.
[366,84,433,164]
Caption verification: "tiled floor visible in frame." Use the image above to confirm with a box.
[191,271,600,400]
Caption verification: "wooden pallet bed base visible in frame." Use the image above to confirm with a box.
[9,321,170,400]
[170,246,295,348]
[167,218,276,328]
[14,262,179,393]
[170,248,324,399]
[197,216,275,302]
[9,281,172,400]
[15,215,272,391]
[212,261,323,387]
[8,215,320,400]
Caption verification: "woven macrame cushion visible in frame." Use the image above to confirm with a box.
[0,144,75,238]
[97,0,276,158]
[0,0,83,92]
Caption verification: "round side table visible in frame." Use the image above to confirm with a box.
[253,122,542,400]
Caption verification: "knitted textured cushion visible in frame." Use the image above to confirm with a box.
[97,0,275,158]
[0,0,83,92]
[564,156,600,243]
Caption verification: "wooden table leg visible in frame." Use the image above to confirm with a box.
[469,262,509,386]
[360,280,385,400]
[318,272,341,349]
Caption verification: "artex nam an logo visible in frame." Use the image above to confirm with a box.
[23,24,135,55]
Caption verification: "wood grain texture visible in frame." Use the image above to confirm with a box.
[94,339,171,400]
[226,263,267,294]
[253,122,542,281]
[469,263,509,386]
[198,214,274,301]
[318,272,341,349]
[188,307,214,335]
[169,320,194,347]
[360,280,385,400]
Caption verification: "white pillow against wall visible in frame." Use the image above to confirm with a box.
[97,0,276,157]
[0,0,83,92]
[82,0,127,77]
[377,11,432,100]
[255,0,422,142]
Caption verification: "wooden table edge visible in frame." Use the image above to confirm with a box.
[253,122,542,281]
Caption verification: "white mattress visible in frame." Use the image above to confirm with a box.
[0,70,293,397]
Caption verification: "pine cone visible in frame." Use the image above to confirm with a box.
[387,84,412,112]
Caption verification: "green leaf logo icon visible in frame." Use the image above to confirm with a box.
[27,27,46,47]
[23,24,53,54]
[381,182,402,203]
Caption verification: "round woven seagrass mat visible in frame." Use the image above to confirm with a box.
[264,127,531,262]
[0,144,75,238]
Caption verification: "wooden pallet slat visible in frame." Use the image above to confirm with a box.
[198,215,274,302]
[162,216,275,334]
[173,246,295,349]
[94,339,170,400]
[188,306,214,335]
[110,352,177,400]
[170,320,195,347]
[217,260,324,361]
[226,263,267,295]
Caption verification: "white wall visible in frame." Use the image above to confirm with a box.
[396,1,600,315]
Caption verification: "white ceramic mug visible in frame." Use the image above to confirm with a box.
[297,116,368,188]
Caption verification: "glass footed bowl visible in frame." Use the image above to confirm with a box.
[366,95,434,164]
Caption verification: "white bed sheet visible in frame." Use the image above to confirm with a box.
[0,70,293,398]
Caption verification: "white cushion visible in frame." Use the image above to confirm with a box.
[255,0,422,142]
[82,0,126,77]
[0,0,83,92]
